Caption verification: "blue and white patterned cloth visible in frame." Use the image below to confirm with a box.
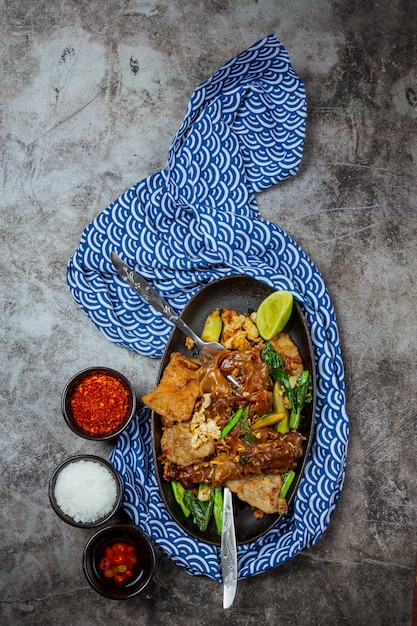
[67,34,349,581]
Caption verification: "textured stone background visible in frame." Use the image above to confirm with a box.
[1,1,416,624]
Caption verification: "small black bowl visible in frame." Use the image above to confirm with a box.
[49,454,124,528]
[62,367,136,440]
[83,524,156,599]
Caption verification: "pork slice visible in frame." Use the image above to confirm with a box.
[270,332,304,376]
[161,422,215,467]
[142,352,204,423]
[227,474,288,515]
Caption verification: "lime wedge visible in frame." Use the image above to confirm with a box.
[256,290,293,340]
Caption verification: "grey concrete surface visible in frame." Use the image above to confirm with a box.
[2,1,416,624]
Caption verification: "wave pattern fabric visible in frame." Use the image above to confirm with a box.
[67,34,349,581]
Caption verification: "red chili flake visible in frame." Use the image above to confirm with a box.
[70,374,130,435]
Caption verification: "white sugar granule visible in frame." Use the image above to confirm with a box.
[54,460,118,523]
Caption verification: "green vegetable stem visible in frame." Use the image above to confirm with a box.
[262,342,312,431]
[251,412,285,430]
[240,405,256,442]
[172,482,224,534]
[213,487,223,534]
[171,481,191,518]
[183,485,214,532]
[277,413,290,434]
[219,406,244,439]
[262,341,285,374]
[288,370,312,430]
[280,469,295,498]
[201,311,223,342]
[274,381,290,433]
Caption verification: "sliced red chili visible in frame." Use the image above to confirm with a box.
[105,547,113,559]
[111,553,125,565]
[99,542,137,585]
[99,557,111,570]
[114,574,126,584]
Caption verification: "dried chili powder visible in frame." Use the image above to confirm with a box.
[70,373,130,435]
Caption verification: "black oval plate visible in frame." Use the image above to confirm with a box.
[151,275,316,546]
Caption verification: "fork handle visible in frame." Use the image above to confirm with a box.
[111,252,202,346]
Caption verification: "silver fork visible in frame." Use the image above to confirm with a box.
[110,252,225,361]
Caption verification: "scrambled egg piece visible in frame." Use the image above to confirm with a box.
[185,336,195,350]
[221,309,262,349]
[190,394,221,449]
